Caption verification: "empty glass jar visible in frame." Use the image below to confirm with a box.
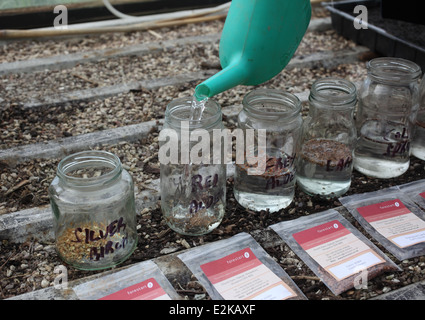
[354,57,421,178]
[233,88,302,212]
[48,150,138,271]
[159,97,226,236]
[412,74,425,160]
[296,78,357,198]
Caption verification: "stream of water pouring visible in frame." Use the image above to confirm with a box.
[182,95,209,190]
[190,95,208,121]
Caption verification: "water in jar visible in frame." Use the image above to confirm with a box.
[296,139,353,198]
[161,162,226,236]
[354,119,410,178]
[233,147,296,212]
[160,95,226,236]
[412,120,425,160]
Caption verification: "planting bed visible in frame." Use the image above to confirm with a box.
[1,6,425,301]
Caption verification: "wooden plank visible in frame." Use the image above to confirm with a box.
[287,46,370,71]
[0,80,362,165]
[0,164,236,244]
[0,34,220,76]
[0,17,331,75]
[0,119,162,162]
[18,46,364,110]
[22,70,218,109]
[0,88,311,165]
[0,179,160,243]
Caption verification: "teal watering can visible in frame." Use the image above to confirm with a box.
[194,0,312,100]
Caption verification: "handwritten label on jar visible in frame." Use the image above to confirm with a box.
[383,127,410,157]
[190,174,223,214]
[264,155,295,190]
[69,217,128,261]
[265,173,295,190]
[326,157,352,172]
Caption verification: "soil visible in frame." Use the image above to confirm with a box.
[1,155,424,300]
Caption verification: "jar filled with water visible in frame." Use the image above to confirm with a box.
[159,97,226,236]
[233,89,302,212]
[296,78,357,198]
[355,57,421,178]
[48,150,138,271]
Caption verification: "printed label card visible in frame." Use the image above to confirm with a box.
[270,210,400,295]
[72,260,180,300]
[99,277,171,300]
[292,220,385,281]
[340,188,425,260]
[357,199,425,248]
[200,247,297,300]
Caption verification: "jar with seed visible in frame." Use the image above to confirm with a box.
[355,57,421,178]
[159,97,226,236]
[412,74,425,160]
[48,150,138,271]
[233,89,302,212]
[296,78,357,198]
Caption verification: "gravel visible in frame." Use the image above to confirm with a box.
[1,7,425,300]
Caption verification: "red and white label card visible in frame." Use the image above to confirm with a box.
[357,199,425,248]
[420,192,425,200]
[292,220,384,281]
[99,278,171,300]
[200,248,297,300]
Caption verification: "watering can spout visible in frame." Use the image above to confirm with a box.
[194,0,311,100]
[194,62,248,101]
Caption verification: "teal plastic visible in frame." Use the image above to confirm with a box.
[194,0,311,100]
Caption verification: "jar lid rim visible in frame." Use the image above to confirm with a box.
[309,78,357,107]
[57,150,122,186]
[165,97,222,129]
[242,88,301,118]
[367,57,422,82]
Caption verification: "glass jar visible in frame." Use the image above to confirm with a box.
[159,97,226,236]
[354,57,421,178]
[412,74,425,160]
[48,150,138,271]
[233,89,302,212]
[296,78,357,198]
